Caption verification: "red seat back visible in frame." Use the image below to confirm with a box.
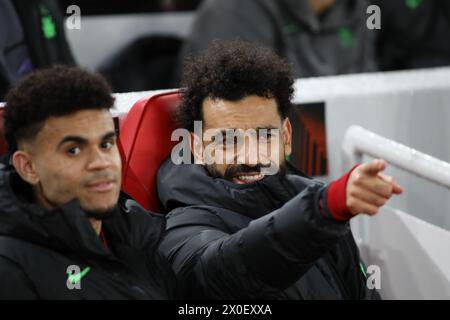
[119,91,181,212]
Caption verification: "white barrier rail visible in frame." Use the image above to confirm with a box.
[342,125,450,189]
[342,125,450,299]
[357,206,450,299]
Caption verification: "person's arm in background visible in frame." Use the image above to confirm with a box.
[11,0,77,67]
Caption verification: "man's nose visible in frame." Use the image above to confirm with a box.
[239,134,259,165]
[87,148,112,170]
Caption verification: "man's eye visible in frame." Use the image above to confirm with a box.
[101,140,114,149]
[67,147,80,155]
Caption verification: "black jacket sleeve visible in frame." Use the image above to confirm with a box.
[0,256,38,299]
[160,183,351,299]
[328,232,382,300]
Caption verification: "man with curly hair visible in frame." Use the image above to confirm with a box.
[157,40,402,299]
[0,65,176,299]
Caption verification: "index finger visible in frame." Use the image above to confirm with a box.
[360,159,387,176]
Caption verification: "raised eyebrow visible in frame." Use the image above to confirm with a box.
[57,136,88,150]
[214,126,279,137]
[101,131,117,141]
[256,126,279,131]
[57,131,117,150]
[218,127,279,136]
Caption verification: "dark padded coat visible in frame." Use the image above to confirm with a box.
[0,168,176,299]
[157,160,380,300]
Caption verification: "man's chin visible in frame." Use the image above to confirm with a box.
[83,204,118,221]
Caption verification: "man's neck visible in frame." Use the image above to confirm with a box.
[32,185,102,235]
[89,218,102,235]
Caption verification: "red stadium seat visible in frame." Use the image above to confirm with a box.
[118,91,181,212]
[0,106,7,156]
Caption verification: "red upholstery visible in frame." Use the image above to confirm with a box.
[119,91,181,212]
[0,106,7,156]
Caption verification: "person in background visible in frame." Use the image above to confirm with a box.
[0,0,75,99]
[174,0,376,84]
[373,0,450,71]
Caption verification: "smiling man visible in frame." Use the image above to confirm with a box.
[0,66,175,299]
[157,40,402,299]
[198,95,288,182]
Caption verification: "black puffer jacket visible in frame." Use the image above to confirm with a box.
[0,168,176,299]
[157,160,380,300]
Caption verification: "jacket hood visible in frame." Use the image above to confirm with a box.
[0,168,165,260]
[157,158,318,219]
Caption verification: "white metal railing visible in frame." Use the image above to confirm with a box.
[342,125,450,299]
[342,125,450,189]
[342,124,450,250]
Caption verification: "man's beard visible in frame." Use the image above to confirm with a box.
[84,204,118,221]
[206,160,287,181]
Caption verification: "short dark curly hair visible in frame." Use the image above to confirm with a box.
[178,39,295,131]
[4,65,115,152]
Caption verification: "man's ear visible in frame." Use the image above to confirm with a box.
[189,132,204,164]
[282,118,292,157]
[11,150,40,185]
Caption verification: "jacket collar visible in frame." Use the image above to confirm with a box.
[157,159,311,219]
[0,169,164,259]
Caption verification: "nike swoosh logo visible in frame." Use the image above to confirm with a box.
[68,266,91,285]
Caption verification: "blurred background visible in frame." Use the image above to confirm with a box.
[2,0,450,97]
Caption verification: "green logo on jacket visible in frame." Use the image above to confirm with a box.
[338,27,355,49]
[405,0,422,10]
[40,5,57,39]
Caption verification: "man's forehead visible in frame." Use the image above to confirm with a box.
[39,109,114,140]
[202,96,281,129]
